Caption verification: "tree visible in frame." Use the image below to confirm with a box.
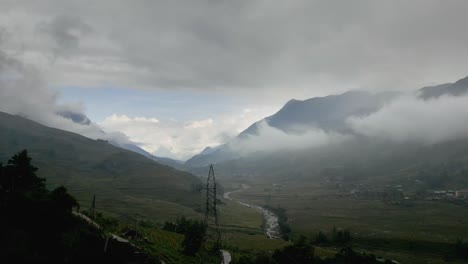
[315,231,328,244]
[4,150,45,192]
[0,150,163,263]
[50,186,79,213]
[163,217,208,256]
[331,227,352,245]
[181,220,207,256]
[272,236,314,263]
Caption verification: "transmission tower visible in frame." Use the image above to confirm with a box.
[205,164,221,251]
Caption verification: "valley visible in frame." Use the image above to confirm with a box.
[3,2,468,263]
[223,185,281,240]
[218,177,468,264]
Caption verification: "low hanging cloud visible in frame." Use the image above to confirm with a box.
[347,94,468,144]
[227,121,351,155]
[223,91,468,157]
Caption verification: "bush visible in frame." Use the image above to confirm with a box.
[163,217,207,256]
[315,231,329,244]
[332,227,352,245]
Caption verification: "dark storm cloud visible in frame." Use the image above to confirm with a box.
[2,0,468,97]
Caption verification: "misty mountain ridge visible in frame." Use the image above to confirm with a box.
[186,90,398,167]
[118,142,184,168]
[186,75,468,168]
[56,109,184,167]
[419,75,468,99]
[240,90,397,136]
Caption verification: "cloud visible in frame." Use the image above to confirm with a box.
[0,32,133,147]
[1,0,468,100]
[0,35,58,124]
[347,94,468,144]
[184,119,213,129]
[221,91,468,157]
[100,114,220,160]
[3,1,468,162]
[99,109,274,160]
[37,15,92,58]
[227,120,350,155]
[0,28,279,161]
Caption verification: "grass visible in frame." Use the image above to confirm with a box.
[223,232,288,251]
[139,228,201,264]
[234,183,468,241]
[223,180,468,263]
[218,200,264,233]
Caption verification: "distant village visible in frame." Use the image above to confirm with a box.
[426,189,468,201]
[346,183,468,204]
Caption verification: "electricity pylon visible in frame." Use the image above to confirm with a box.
[205,164,221,251]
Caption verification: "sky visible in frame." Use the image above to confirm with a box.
[1,0,468,160]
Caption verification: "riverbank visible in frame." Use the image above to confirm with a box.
[223,185,281,240]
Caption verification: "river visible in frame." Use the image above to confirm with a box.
[223,184,281,240]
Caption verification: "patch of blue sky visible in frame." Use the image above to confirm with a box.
[56,86,246,122]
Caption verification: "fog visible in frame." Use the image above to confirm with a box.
[223,90,468,157]
[348,93,468,145]
[227,121,351,155]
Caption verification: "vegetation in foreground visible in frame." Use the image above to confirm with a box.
[3,149,468,263]
[231,236,395,264]
[0,150,155,263]
[0,150,200,263]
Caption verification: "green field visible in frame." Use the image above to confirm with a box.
[221,180,468,263]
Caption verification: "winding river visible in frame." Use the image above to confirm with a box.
[223,185,281,240]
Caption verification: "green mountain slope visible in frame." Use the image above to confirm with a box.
[0,111,203,221]
[194,136,468,191]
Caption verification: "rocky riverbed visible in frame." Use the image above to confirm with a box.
[223,185,281,239]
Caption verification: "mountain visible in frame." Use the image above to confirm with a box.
[187,75,468,168]
[241,90,397,136]
[197,135,468,190]
[185,144,240,168]
[185,91,397,167]
[117,143,185,170]
[419,75,468,99]
[186,75,468,189]
[0,111,203,220]
[56,109,185,169]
